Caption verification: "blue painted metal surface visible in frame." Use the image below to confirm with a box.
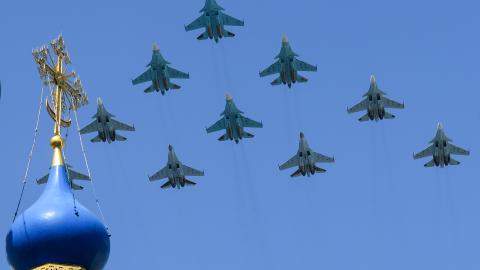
[6,165,110,270]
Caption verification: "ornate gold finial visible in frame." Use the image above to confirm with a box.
[33,34,88,166]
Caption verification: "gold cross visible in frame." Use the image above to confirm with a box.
[33,34,88,137]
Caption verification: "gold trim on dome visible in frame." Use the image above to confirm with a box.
[32,263,86,270]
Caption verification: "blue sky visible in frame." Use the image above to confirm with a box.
[1,0,480,269]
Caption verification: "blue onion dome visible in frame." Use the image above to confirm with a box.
[6,163,110,270]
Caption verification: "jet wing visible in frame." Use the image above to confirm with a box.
[414,145,434,159]
[221,13,244,26]
[149,166,169,181]
[382,97,404,109]
[185,15,205,31]
[132,69,153,85]
[448,143,470,155]
[259,61,280,77]
[279,154,299,170]
[294,59,317,72]
[242,117,263,128]
[167,66,189,79]
[67,169,91,181]
[182,165,204,176]
[206,118,226,133]
[312,152,334,163]
[80,120,98,135]
[110,119,135,131]
[347,99,369,113]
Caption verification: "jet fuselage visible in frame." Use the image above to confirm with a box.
[430,130,451,167]
[149,51,171,94]
[296,137,317,176]
[277,44,299,88]
[166,148,187,188]
[95,102,116,143]
[222,100,245,143]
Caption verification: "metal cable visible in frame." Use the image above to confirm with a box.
[12,86,45,222]
[72,106,110,235]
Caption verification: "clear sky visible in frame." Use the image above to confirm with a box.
[1,0,480,269]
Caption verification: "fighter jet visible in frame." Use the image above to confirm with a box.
[80,98,135,143]
[37,164,90,190]
[279,132,334,177]
[414,123,470,167]
[347,75,404,121]
[185,0,244,43]
[259,36,317,88]
[132,44,189,95]
[206,94,263,143]
[149,145,205,189]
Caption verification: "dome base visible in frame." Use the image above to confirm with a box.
[33,263,86,270]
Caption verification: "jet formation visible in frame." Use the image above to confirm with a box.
[37,164,90,190]
[260,37,317,88]
[185,0,244,43]
[149,145,205,189]
[279,132,334,177]
[414,123,470,167]
[22,0,470,196]
[80,98,135,143]
[206,95,263,143]
[347,75,404,121]
[132,44,189,95]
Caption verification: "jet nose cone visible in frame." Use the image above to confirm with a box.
[225,93,233,101]
[282,35,288,44]
[370,74,376,84]
[299,132,304,138]
[153,43,160,52]
[168,144,173,151]
[97,97,103,106]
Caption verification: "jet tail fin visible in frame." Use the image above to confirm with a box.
[290,169,303,177]
[358,114,371,122]
[91,135,103,143]
[243,132,254,138]
[144,85,155,93]
[383,112,395,119]
[271,77,282,85]
[169,83,181,90]
[424,160,435,167]
[225,31,235,37]
[218,134,229,141]
[297,75,308,83]
[71,182,84,191]
[184,179,197,186]
[197,31,209,40]
[449,158,460,166]
[161,181,172,189]
[115,134,127,141]
[314,166,326,173]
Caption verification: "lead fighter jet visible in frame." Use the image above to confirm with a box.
[414,123,470,167]
[149,145,205,189]
[206,94,263,143]
[259,36,317,88]
[37,164,90,190]
[347,75,404,121]
[279,132,334,177]
[185,0,244,43]
[132,44,189,95]
[80,98,135,143]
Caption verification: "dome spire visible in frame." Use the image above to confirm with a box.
[32,34,88,166]
[7,34,110,270]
